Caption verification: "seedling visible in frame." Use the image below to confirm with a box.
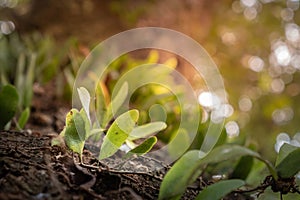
[53,82,167,162]
[159,142,300,200]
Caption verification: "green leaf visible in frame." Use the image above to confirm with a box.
[231,156,254,180]
[159,150,206,200]
[103,82,129,127]
[246,160,269,186]
[149,104,167,122]
[15,53,25,108]
[275,143,299,166]
[79,108,92,139]
[24,53,36,108]
[127,136,157,156]
[99,109,139,160]
[0,84,19,129]
[95,81,108,128]
[17,107,30,129]
[159,145,276,200]
[195,179,245,200]
[73,110,87,141]
[61,109,86,159]
[77,87,91,125]
[128,121,167,140]
[276,147,300,178]
[64,68,75,89]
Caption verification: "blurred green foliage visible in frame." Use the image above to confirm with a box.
[0,32,78,129]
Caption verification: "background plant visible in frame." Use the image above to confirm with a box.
[0,32,78,129]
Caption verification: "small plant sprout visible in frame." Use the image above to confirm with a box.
[0,84,19,130]
[52,81,167,163]
[159,141,300,200]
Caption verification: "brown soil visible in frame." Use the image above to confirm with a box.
[0,130,163,200]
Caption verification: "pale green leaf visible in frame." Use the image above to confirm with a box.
[128,121,167,140]
[17,107,30,129]
[64,68,75,89]
[103,82,129,127]
[77,87,91,125]
[24,53,36,108]
[89,128,105,136]
[195,179,245,200]
[61,109,86,159]
[79,108,92,139]
[127,136,157,156]
[95,81,108,128]
[149,104,167,122]
[99,109,139,160]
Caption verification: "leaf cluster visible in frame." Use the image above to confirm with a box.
[53,82,167,161]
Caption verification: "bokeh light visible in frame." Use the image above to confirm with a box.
[225,121,240,138]
[248,56,264,72]
[0,20,15,35]
[238,96,252,112]
[198,91,221,109]
[272,107,294,125]
[275,132,300,153]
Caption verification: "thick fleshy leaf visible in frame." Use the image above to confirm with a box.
[61,109,86,159]
[17,107,30,129]
[95,81,109,128]
[103,82,128,127]
[129,121,167,140]
[275,143,299,166]
[127,136,157,156]
[73,110,87,141]
[276,147,300,178]
[77,87,91,125]
[0,85,19,129]
[159,150,206,200]
[79,108,92,139]
[195,179,245,200]
[201,145,277,179]
[159,145,276,200]
[231,156,254,180]
[99,109,139,160]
